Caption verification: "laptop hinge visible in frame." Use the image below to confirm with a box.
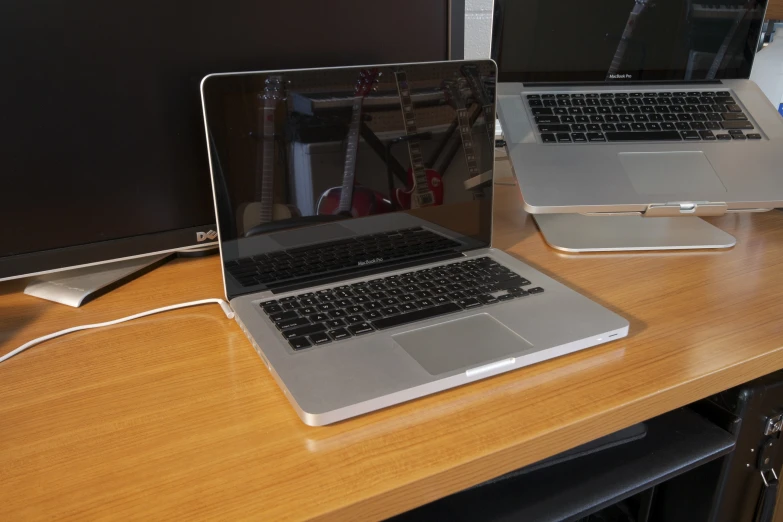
[643,201,728,217]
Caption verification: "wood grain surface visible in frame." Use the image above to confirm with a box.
[768,0,783,20]
[1,178,783,520]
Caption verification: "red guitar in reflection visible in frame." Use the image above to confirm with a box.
[317,69,392,217]
[393,70,444,209]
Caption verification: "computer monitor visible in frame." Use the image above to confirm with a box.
[0,0,462,283]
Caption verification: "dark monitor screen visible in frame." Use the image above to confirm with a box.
[493,0,768,83]
[0,0,453,280]
[201,61,497,299]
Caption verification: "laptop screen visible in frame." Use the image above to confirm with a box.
[201,60,497,299]
[493,0,768,83]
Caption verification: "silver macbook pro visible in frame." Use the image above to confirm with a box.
[494,0,783,215]
[200,60,629,426]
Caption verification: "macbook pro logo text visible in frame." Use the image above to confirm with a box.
[608,73,633,80]
[196,230,218,242]
[358,257,383,267]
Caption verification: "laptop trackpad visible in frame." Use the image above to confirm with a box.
[619,151,727,195]
[392,314,533,376]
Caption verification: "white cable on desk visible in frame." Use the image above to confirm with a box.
[0,298,235,364]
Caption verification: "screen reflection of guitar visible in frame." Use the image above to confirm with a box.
[443,78,486,199]
[605,0,651,81]
[461,64,495,144]
[393,70,443,210]
[237,75,299,235]
[317,69,392,217]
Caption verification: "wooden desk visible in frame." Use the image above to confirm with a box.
[768,0,783,20]
[2,183,783,520]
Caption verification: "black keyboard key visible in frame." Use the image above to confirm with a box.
[572,132,587,143]
[263,304,283,314]
[328,309,347,318]
[328,328,351,341]
[590,115,605,123]
[705,122,721,131]
[572,124,587,132]
[381,307,400,316]
[309,313,329,322]
[316,303,335,312]
[716,134,732,141]
[541,94,556,99]
[604,114,619,122]
[345,315,364,325]
[681,130,701,140]
[528,99,543,107]
[560,116,575,123]
[587,132,606,142]
[601,123,617,132]
[675,122,691,131]
[557,133,572,143]
[288,336,313,350]
[648,114,663,122]
[535,115,560,124]
[663,114,679,121]
[587,124,601,132]
[527,94,541,99]
[620,114,635,122]
[747,133,762,140]
[616,123,632,131]
[326,319,346,328]
[721,121,753,130]
[597,106,612,114]
[532,108,554,116]
[457,297,482,309]
[725,104,743,113]
[528,287,545,294]
[646,123,662,131]
[270,310,299,323]
[626,106,641,114]
[731,133,747,140]
[372,302,461,330]
[700,131,717,141]
[283,322,327,340]
[605,131,682,142]
[722,112,748,121]
[576,115,590,123]
[309,332,331,345]
[544,100,557,107]
[540,133,557,143]
[478,294,499,305]
[583,106,598,114]
[631,123,646,131]
[690,122,706,130]
[661,122,676,130]
[568,107,583,115]
[678,113,693,121]
[277,317,311,330]
[364,310,383,320]
[348,323,375,336]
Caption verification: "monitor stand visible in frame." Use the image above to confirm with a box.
[533,214,736,253]
[24,254,175,307]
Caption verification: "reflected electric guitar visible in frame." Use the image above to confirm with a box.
[393,70,443,210]
[237,75,300,235]
[443,78,488,199]
[606,0,652,81]
[461,64,495,144]
[317,69,392,217]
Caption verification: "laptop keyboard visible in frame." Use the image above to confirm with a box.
[259,257,544,351]
[226,227,461,288]
[526,91,760,144]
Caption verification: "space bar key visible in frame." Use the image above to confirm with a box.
[372,303,462,330]
[605,131,682,142]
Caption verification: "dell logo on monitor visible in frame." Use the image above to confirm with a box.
[196,230,218,242]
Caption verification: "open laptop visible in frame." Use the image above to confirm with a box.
[200,60,629,426]
[494,0,783,215]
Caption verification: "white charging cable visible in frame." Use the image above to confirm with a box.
[0,298,235,364]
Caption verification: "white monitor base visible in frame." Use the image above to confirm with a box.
[24,254,173,307]
[533,214,736,253]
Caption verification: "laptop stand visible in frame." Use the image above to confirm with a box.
[533,214,736,252]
